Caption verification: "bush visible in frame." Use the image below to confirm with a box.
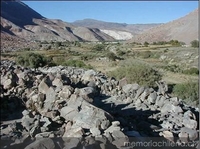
[117,50,126,56]
[107,52,117,61]
[164,64,181,73]
[92,44,105,51]
[16,52,50,68]
[190,40,199,48]
[173,82,199,106]
[183,68,199,75]
[63,59,93,69]
[108,63,162,87]
[144,41,149,47]
[140,51,152,59]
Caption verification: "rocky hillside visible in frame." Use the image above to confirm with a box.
[72,19,162,40]
[1,60,199,149]
[1,1,198,49]
[1,1,115,47]
[130,9,198,44]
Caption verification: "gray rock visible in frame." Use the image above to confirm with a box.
[178,131,189,143]
[63,126,84,137]
[38,79,50,94]
[101,120,110,130]
[169,97,179,106]
[79,87,95,97]
[180,127,198,141]
[122,83,139,94]
[22,110,30,116]
[183,118,197,130]
[52,77,63,88]
[63,138,81,149]
[161,121,174,130]
[73,103,112,130]
[3,79,14,89]
[90,127,101,136]
[105,125,120,134]
[35,132,54,138]
[147,92,157,104]
[24,138,55,149]
[140,88,150,101]
[161,103,183,114]
[60,106,78,121]
[111,130,126,139]
[118,77,128,88]
[184,110,196,120]
[155,96,166,108]
[67,95,84,109]
[159,131,174,142]
[82,69,96,82]
[21,117,35,131]
[135,86,145,99]
[58,85,74,99]
[44,87,56,111]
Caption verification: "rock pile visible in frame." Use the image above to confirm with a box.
[0,60,199,149]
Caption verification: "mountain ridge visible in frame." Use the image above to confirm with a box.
[129,8,198,44]
[1,1,198,50]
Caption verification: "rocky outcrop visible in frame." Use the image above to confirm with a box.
[0,60,199,149]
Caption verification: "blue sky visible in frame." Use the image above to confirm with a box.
[23,1,198,24]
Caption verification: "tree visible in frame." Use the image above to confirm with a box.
[144,41,149,47]
[190,40,199,48]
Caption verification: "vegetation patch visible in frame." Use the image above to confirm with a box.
[172,82,199,106]
[182,67,199,75]
[108,62,162,87]
[16,52,54,68]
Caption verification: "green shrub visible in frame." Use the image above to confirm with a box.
[164,48,169,53]
[108,63,162,87]
[190,40,199,48]
[106,52,117,61]
[139,51,152,59]
[144,41,149,47]
[173,82,199,106]
[92,44,105,51]
[164,64,181,73]
[63,59,93,69]
[183,68,199,75]
[117,50,126,56]
[16,52,50,68]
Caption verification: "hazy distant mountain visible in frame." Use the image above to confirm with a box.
[129,9,198,44]
[72,19,162,35]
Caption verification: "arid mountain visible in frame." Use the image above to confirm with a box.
[1,1,198,49]
[1,1,115,48]
[72,19,162,35]
[129,9,198,44]
[72,19,162,40]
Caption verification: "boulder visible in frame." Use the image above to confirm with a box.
[159,131,174,142]
[122,83,139,94]
[90,127,101,136]
[24,138,55,149]
[58,85,74,99]
[82,69,96,82]
[73,102,112,130]
[183,118,197,130]
[38,79,50,94]
[180,127,198,141]
[60,106,78,121]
